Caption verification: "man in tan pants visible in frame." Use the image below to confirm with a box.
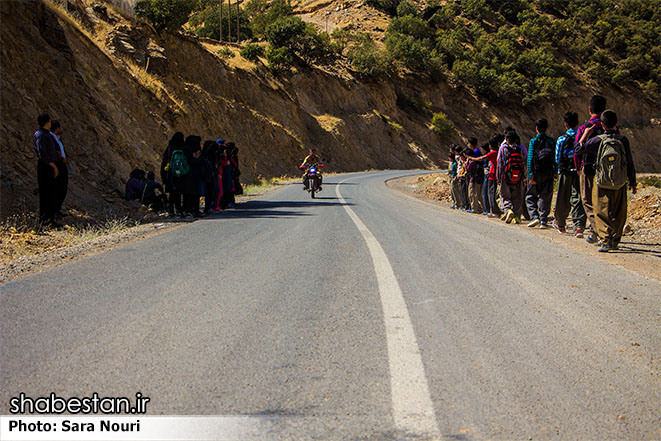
[574,95,607,244]
[576,110,637,252]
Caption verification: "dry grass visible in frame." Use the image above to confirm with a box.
[123,57,187,112]
[0,211,138,264]
[242,176,294,196]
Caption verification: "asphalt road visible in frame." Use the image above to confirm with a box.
[1,171,659,440]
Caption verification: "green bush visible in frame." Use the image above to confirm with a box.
[216,46,235,59]
[396,1,418,17]
[386,32,433,72]
[346,34,391,78]
[135,0,194,33]
[240,43,265,62]
[191,5,252,41]
[266,47,294,72]
[431,112,454,137]
[298,26,339,65]
[388,15,432,40]
[266,16,306,49]
[245,0,293,38]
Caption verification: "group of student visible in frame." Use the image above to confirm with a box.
[156,132,243,218]
[447,95,637,253]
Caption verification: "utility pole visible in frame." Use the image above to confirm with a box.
[237,0,240,43]
[227,0,232,43]
[219,0,223,42]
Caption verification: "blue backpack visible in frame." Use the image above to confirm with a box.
[558,136,575,173]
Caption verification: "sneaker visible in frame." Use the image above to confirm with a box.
[575,229,584,238]
[504,210,514,223]
[318,186,323,191]
[467,209,474,213]
[539,222,549,229]
[553,221,566,233]
[488,213,498,218]
[527,218,540,228]
[586,234,598,244]
[512,217,521,224]
[598,243,612,253]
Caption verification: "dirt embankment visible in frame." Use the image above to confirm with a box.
[2,0,660,224]
[390,173,661,281]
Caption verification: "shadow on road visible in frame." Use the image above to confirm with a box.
[201,198,354,220]
[613,243,661,258]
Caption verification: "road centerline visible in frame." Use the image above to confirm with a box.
[335,178,440,438]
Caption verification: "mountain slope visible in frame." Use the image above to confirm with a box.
[1,0,659,219]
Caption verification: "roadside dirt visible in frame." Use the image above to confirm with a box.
[388,173,661,282]
[0,184,287,284]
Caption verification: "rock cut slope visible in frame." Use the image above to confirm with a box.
[1,0,659,218]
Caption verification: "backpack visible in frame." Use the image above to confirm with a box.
[503,145,524,185]
[469,159,485,182]
[595,134,627,190]
[533,135,556,176]
[581,121,603,174]
[169,149,189,177]
[557,135,575,173]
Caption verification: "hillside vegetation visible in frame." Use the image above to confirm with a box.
[1,0,659,220]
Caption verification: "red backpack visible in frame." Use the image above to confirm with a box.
[503,145,524,185]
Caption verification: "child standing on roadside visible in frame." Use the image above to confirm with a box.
[575,110,636,252]
[497,131,526,224]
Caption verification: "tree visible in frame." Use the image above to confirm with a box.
[135,0,194,32]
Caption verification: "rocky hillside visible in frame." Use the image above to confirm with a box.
[1,0,659,218]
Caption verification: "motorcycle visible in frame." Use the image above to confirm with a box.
[299,163,325,198]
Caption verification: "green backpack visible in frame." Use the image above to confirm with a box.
[595,134,627,190]
[170,149,189,177]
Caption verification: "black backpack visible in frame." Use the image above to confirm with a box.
[469,159,485,182]
[558,135,575,173]
[581,122,604,175]
[533,135,556,176]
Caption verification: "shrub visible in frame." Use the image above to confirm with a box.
[298,26,339,65]
[385,32,432,72]
[266,16,306,49]
[240,43,265,62]
[347,34,391,77]
[216,46,235,59]
[245,0,293,38]
[192,6,252,41]
[266,47,294,72]
[388,15,431,39]
[396,1,418,17]
[135,0,194,33]
[431,112,454,136]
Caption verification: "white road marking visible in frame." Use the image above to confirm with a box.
[336,179,440,437]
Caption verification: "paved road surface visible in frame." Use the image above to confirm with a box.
[2,171,659,440]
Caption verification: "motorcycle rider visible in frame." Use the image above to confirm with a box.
[300,148,323,191]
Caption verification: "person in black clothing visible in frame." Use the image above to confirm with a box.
[50,120,69,218]
[161,132,186,216]
[140,171,167,211]
[33,113,61,228]
[202,140,219,212]
[189,142,214,217]
[182,135,201,217]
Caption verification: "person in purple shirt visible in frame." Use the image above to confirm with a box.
[575,109,636,252]
[574,95,607,242]
[33,113,62,228]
